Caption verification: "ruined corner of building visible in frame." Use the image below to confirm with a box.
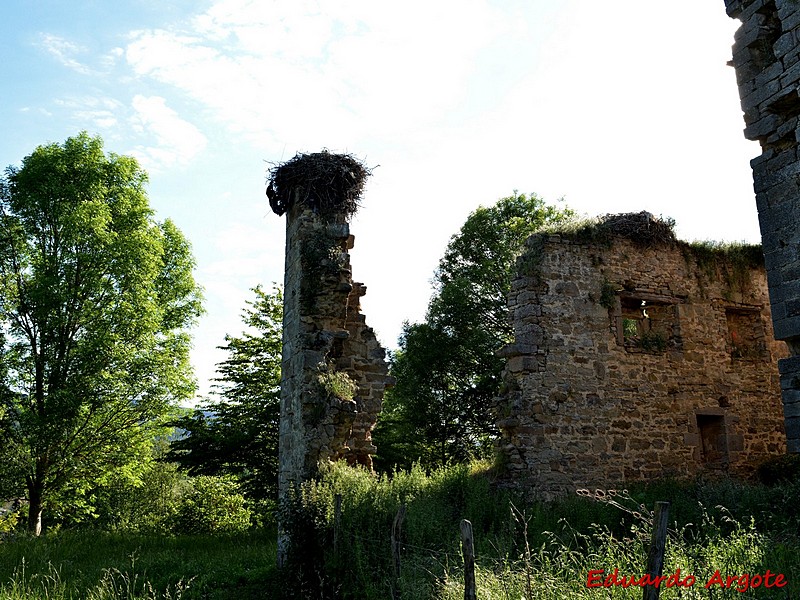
[495,211,788,498]
[270,151,394,499]
[725,0,800,453]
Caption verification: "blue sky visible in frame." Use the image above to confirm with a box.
[1,1,757,401]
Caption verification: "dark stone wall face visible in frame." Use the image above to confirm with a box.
[725,0,800,451]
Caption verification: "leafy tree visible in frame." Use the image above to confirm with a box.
[0,133,203,534]
[169,285,282,503]
[375,193,573,470]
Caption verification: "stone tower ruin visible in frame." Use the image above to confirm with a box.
[268,152,393,506]
[725,0,800,453]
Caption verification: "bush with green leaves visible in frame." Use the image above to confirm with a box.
[91,459,190,533]
[173,475,251,535]
[757,453,800,485]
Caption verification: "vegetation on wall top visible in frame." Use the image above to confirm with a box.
[684,239,764,274]
[546,211,763,272]
[546,211,678,247]
[683,240,764,297]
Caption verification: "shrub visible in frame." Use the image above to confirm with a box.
[0,503,23,536]
[92,460,190,533]
[173,475,251,534]
[757,453,800,485]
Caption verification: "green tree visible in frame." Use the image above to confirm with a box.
[375,193,573,470]
[0,133,203,534]
[169,285,282,503]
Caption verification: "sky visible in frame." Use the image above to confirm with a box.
[0,0,758,402]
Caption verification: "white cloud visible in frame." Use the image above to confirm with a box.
[19,106,53,118]
[124,0,511,150]
[52,96,124,131]
[100,47,125,70]
[38,33,94,75]
[198,220,283,301]
[129,95,207,171]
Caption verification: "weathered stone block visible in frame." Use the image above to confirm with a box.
[784,415,800,439]
[783,389,800,405]
[777,0,800,20]
[773,30,797,58]
[773,314,800,339]
[725,0,747,19]
[744,0,773,20]
[784,399,800,418]
[745,114,781,141]
[779,354,800,374]
[772,300,788,320]
[780,8,800,33]
[742,78,782,113]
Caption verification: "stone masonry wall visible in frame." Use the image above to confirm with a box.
[725,0,800,451]
[278,199,392,503]
[496,233,787,497]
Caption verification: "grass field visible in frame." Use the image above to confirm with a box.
[0,530,278,599]
[2,462,800,599]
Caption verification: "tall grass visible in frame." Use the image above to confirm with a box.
[0,530,277,600]
[281,462,800,599]
[2,560,193,600]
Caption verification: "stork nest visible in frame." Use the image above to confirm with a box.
[267,151,370,217]
[562,211,677,247]
[597,212,677,246]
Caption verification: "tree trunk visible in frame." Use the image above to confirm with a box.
[27,466,46,536]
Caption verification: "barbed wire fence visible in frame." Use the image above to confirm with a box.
[324,490,674,600]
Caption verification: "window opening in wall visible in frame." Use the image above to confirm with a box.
[725,307,766,361]
[617,295,677,353]
[696,414,727,465]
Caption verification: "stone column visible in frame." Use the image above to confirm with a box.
[278,203,357,495]
[268,152,393,563]
[725,0,800,451]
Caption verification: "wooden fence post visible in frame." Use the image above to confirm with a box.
[460,519,477,600]
[643,501,670,600]
[391,502,406,600]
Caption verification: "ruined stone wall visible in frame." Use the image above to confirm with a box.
[496,233,787,497]
[277,198,392,502]
[725,0,800,451]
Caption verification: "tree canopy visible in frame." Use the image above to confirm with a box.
[0,132,203,534]
[169,285,282,503]
[374,193,573,470]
